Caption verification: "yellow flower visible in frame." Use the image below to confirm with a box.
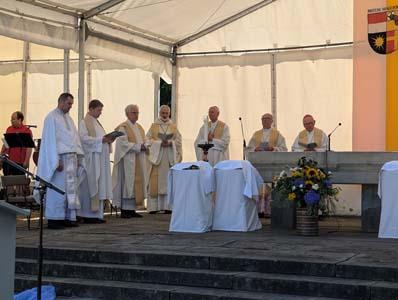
[288,193,296,201]
[305,168,317,178]
[292,171,302,178]
[319,170,326,179]
[305,180,314,186]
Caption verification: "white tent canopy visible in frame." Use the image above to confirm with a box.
[0,0,359,215]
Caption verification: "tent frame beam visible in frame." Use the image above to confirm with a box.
[88,28,172,58]
[83,0,126,19]
[63,49,70,92]
[78,18,86,122]
[176,0,277,47]
[16,0,79,17]
[177,41,354,56]
[21,41,30,117]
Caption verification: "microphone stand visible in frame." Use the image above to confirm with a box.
[327,123,342,152]
[325,123,342,172]
[0,154,64,300]
[239,117,247,160]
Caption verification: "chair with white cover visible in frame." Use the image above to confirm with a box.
[213,160,263,232]
[167,161,215,233]
[378,161,398,238]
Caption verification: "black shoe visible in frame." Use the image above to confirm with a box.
[148,211,158,214]
[121,209,132,219]
[131,210,143,218]
[83,217,105,224]
[47,220,65,230]
[164,210,172,215]
[258,212,265,219]
[64,220,79,227]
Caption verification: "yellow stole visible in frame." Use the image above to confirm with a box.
[148,122,177,198]
[298,127,323,148]
[253,128,279,148]
[209,120,225,139]
[83,114,102,211]
[115,121,145,206]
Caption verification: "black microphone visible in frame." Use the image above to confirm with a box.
[239,117,247,160]
[327,123,342,151]
[26,125,37,128]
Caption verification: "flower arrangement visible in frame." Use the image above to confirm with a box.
[273,157,339,216]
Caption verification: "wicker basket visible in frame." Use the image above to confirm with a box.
[296,208,319,236]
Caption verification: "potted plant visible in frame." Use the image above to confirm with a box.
[272,157,339,235]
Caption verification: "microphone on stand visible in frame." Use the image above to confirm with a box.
[26,125,37,128]
[327,123,342,151]
[239,117,247,160]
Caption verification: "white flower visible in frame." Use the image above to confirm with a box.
[312,184,319,190]
[328,171,332,175]
[279,170,287,178]
[292,186,296,191]
[299,184,303,188]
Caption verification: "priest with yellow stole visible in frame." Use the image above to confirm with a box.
[247,113,287,152]
[194,106,230,166]
[292,114,327,152]
[146,105,182,214]
[112,104,148,218]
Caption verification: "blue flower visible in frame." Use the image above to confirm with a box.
[324,179,332,188]
[293,179,305,187]
[304,190,320,206]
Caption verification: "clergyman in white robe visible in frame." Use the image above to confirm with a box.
[112,104,148,218]
[292,115,327,152]
[194,106,230,166]
[36,93,84,228]
[246,114,287,152]
[146,105,182,213]
[78,101,113,222]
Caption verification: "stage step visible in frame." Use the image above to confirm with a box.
[16,246,398,282]
[15,258,398,299]
[15,274,348,300]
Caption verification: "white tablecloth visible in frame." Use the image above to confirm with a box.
[212,160,263,232]
[167,161,214,233]
[378,161,398,239]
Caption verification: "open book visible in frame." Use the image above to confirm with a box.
[298,142,317,150]
[157,132,173,141]
[258,141,269,151]
[104,131,124,139]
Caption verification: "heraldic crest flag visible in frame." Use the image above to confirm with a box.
[368,6,398,54]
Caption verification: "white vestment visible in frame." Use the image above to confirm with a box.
[292,130,328,152]
[247,128,288,152]
[194,120,230,166]
[78,116,112,219]
[112,120,148,210]
[36,108,84,221]
[146,119,182,212]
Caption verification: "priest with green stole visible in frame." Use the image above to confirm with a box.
[146,105,182,214]
[292,114,327,152]
[112,104,148,218]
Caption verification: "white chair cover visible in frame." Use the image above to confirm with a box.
[378,161,398,239]
[167,161,214,233]
[212,160,263,232]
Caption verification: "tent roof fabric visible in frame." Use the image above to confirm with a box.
[1,0,270,49]
[0,0,277,75]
